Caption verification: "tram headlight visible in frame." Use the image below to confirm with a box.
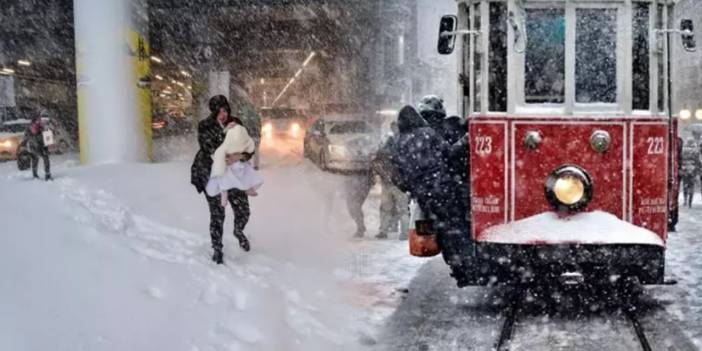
[545,165,593,212]
[695,109,702,121]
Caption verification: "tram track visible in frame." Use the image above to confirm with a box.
[492,283,658,351]
[377,260,697,351]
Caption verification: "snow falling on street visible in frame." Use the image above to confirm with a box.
[3,135,702,350]
[0,136,426,351]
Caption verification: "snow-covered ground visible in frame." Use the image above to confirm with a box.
[650,195,702,349]
[6,133,700,350]
[0,135,426,351]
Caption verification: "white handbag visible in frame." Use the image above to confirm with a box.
[42,130,55,146]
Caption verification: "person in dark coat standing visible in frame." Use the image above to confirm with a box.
[191,95,251,264]
[24,116,52,181]
[372,121,409,240]
[393,105,473,286]
[417,95,447,132]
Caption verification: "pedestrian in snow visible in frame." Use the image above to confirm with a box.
[345,168,373,238]
[206,123,263,204]
[417,95,447,132]
[393,105,473,286]
[669,136,683,231]
[191,95,252,264]
[372,121,409,240]
[23,116,52,181]
[681,138,700,208]
[418,100,471,234]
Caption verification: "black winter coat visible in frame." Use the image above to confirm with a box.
[393,106,469,220]
[191,116,226,193]
[395,106,454,195]
[24,128,48,156]
[372,133,407,191]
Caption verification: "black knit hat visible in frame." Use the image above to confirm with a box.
[208,95,231,115]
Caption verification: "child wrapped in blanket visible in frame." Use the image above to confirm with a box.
[206,124,263,206]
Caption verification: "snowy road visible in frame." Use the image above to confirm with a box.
[371,202,702,351]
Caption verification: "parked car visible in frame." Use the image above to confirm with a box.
[303,115,379,172]
[0,118,74,159]
[260,108,307,139]
[0,127,23,161]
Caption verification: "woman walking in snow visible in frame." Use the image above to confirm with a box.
[191,95,253,264]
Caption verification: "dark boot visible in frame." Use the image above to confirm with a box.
[235,233,250,252]
[45,173,53,181]
[375,232,388,239]
[212,249,224,264]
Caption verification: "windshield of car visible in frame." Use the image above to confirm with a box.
[0,122,28,133]
[328,121,370,134]
[262,109,300,119]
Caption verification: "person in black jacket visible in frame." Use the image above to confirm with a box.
[191,95,251,264]
[24,117,52,181]
[372,121,409,240]
[393,105,473,286]
[418,95,447,132]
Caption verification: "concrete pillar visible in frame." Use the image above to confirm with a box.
[74,0,151,164]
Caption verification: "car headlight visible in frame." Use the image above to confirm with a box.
[290,123,301,137]
[0,139,15,148]
[545,165,593,212]
[680,109,692,120]
[262,122,273,139]
[328,145,348,157]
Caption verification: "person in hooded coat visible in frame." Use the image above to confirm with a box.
[372,121,409,240]
[191,95,251,264]
[418,95,447,132]
[393,105,473,286]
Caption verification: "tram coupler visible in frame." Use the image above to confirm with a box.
[559,272,585,285]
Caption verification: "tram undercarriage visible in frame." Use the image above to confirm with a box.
[468,243,665,286]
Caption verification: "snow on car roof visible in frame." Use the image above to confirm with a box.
[320,114,370,122]
[2,118,31,125]
[481,211,664,246]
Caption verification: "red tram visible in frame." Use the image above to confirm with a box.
[428,0,697,286]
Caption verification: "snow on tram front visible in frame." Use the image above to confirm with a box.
[423,0,698,286]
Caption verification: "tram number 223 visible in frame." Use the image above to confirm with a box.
[646,136,664,155]
[475,136,493,155]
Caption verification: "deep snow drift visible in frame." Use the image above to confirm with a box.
[0,135,426,351]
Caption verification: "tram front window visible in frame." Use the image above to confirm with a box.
[525,8,565,104]
[576,8,618,103]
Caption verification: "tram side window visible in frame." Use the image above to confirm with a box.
[489,2,507,112]
[576,9,617,104]
[473,3,482,113]
[525,8,565,104]
[633,3,650,110]
[461,3,471,114]
[656,4,665,113]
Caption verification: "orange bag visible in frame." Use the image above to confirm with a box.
[407,201,440,257]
